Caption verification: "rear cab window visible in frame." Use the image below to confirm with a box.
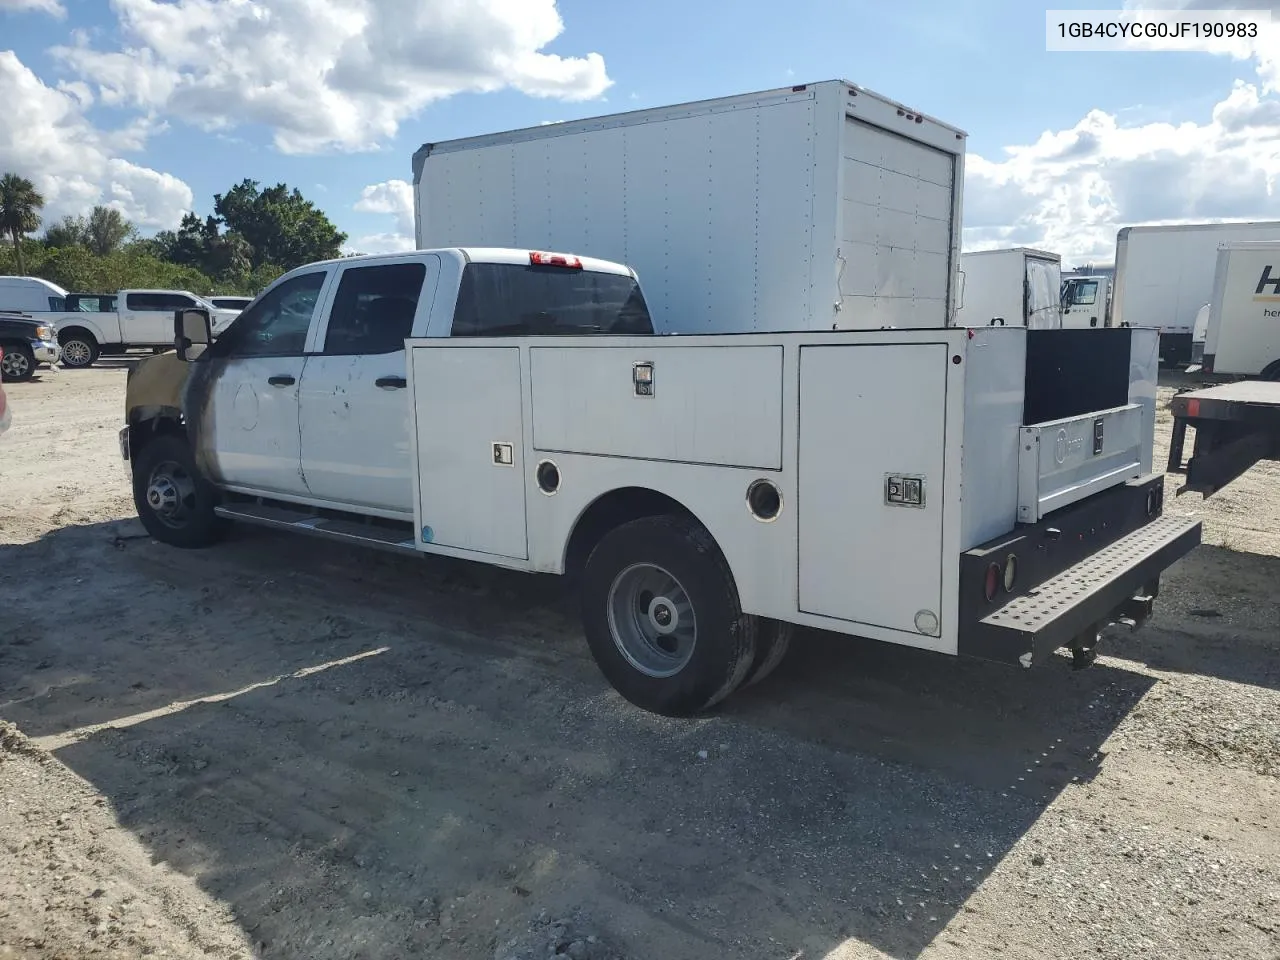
[450,263,652,336]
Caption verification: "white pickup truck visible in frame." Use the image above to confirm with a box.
[121,246,1201,717]
[47,289,240,369]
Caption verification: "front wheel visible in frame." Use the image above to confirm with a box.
[0,343,35,382]
[580,514,758,716]
[131,434,230,548]
[59,332,99,369]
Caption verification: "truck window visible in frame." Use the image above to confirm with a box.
[1068,281,1098,306]
[451,263,653,337]
[322,262,426,355]
[212,272,326,358]
[126,292,194,311]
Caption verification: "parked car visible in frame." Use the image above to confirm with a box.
[0,312,60,381]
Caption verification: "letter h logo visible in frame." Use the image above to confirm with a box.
[1257,265,1280,296]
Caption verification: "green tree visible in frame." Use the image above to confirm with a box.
[214,179,346,271]
[0,172,45,274]
[85,206,137,256]
[45,214,89,248]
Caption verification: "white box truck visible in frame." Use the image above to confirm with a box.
[954,247,1062,329]
[414,80,965,334]
[1111,221,1280,365]
[1199,241,1280,379]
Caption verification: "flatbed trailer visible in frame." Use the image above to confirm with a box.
[1167,380,1280,495]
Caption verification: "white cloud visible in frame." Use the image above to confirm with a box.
[963,81,1280,263]
[345,232,416,256]
[353,179,415,252]
[1121,1,1280,90]
[354,179,414,236]
[55,0,612,155]
[0,51,192,230]
[0,0,65,17]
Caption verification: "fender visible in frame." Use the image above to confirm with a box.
[55,314,120,345]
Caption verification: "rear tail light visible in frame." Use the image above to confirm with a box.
[984,562,1000,603]
[529,251,583,269]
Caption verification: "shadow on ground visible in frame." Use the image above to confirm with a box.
[2,519,1265,958]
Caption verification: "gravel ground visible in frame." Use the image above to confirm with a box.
[0,363,1277,960]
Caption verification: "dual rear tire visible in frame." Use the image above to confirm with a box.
[580,514,791,716]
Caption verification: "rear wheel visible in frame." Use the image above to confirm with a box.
[132,434,229,548]
[580,514,757,716]
[0,343,35,382]
[59,330,99,369]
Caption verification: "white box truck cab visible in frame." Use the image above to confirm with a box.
[47,289,240,368]
[119,81,1201,718]
[954,248,1062,329]
[0,276,68,313]
[414,81,964,334]
[1060,274,1112,330]
[1111,221,1280,366]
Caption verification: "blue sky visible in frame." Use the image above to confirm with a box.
[2,0,1278,264]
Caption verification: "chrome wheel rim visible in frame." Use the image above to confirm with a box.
[1,351,30,378]
[145,460,197,528]
[62,340,91,366]
[606,562,697,678]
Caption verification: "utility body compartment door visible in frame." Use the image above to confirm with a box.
[409,345,528,560]
[797,343,948,637]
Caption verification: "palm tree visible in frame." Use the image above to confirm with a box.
[86,205,136,256]
[0,173,45,274]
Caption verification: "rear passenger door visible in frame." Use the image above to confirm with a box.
[298,256,438,517]
[122,292,196,344]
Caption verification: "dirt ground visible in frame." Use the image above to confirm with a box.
[1,363,1277,960]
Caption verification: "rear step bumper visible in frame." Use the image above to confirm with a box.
[958,512,1202,668]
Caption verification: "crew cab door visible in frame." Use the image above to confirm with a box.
[122,292,199,344]
[202,269,332,497]
[298,256,438,516]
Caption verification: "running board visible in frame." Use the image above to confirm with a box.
[213,502,418,555]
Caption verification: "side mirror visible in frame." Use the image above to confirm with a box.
[175,308,212,361]
[955,269,966,311]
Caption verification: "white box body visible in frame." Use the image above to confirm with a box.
[413,80,967,335]
[955,247,1062,329]
[1203,241,1280,376]
[1112,221,1280,335]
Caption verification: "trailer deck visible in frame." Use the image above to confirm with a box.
[1167,380,1280,495]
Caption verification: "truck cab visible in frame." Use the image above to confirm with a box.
[1060,275,1111,329]
[123,247,651,523]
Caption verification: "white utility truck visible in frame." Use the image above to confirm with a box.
[954,247,1062,329]
[414,81,963,333]
[44,289,240,369]
[1111,221,1280,366]
[1193,241,1280,379]
[120,81,1201,717]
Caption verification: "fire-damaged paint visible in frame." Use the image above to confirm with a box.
[125,350,228,481]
